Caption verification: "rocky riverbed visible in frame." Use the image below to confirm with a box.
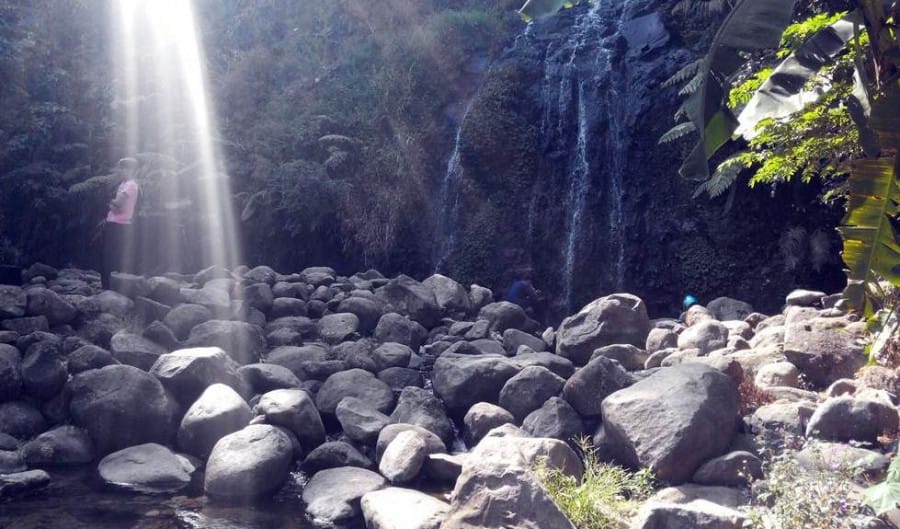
[0,263,897,528]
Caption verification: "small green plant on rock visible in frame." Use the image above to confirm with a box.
[535,438,655,529]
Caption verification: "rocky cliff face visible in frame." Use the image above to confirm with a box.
[435,0,845,318]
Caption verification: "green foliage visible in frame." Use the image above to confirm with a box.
[728,68,773,109]
[778,11,848,58]
[864,455,900,515]
[535,438,654,529]
[749,450,874,529]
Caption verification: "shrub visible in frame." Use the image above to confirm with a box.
[535,438,655,529]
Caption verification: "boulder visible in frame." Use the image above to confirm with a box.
[706,297,754,322]
[376,424,446,463]
[244,265,278,285]
[442,438,577,529]
[265,344,330,379]
[510,352,575,379]
[362,487,450,529]
[785,289,826,307]
[432,353,518,414]
[502,328,546,355]
[379,430,427,484]
[499,366,565,422]
[21,425,93,466]
[599,364,739,484]
[373,342,414,371]
[178,383,251,458]
[271,297,308,319]
[185,320,266,365]
[375,275,441,327]
[806,396,899,444]
[109,331,167,371]
[374,313,428,351]
[390,387,454,445]
[692,450,763,487]
[0,450,24,474]
[646,328,678,353]
[25,287,76,326]
[1,316,49,335]
[302,467,388,525]
[478,302,529,333]
[147,276,182,306]
[316,369,395,416]
[304,441,374,472]
[110,273,151,298]
[556,293,650,365]
[463,403,514,446]
[0,286,26,319]
[0,400,46,439]
[379,367,424,391]
[133,296,170,327]
[238,363,302,394]
[150,347,244,405]
[677,320,729,355]
[239,283,274,314]
[423,274,471,316]
[20,341,65,400]
[754,361,801,389]
[301,266,336,287]
[255,388,326,450]
[337,297,381,333]
[783,317,866,388]
[633,500,745,529]
[0,470,51,499]
[337,397,391,444]
[204,424,294,499]
[67,365,178,454]
[67,345,118,374]
[98,443,195,493]
[0,344,22,401]
[562,355,632,418]
[522,397,584,442]
[163,304,213,341]
[589,343,647,371]
[317,313,360,344]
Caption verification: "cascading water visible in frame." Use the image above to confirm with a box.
[561,83,591,311]
[433,99,475,274]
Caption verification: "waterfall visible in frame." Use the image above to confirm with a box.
[561,83,591,311]
[433,98,476,274]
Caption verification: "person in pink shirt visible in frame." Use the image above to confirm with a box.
[102,157,140,289]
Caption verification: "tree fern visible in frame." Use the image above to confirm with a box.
[659,122,697,144]
[692,154,744,198]
[663,58,703,89]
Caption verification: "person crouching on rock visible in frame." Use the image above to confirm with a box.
[101,157,140,290]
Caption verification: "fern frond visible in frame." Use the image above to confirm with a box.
[678,71,705,96]
[663,59,703,88]
[692,155,744,198]
[659,122,697,144]
[67,173,118,196]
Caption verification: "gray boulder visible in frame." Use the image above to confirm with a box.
[185,320,266,365]
[373,342,413,371]
[0,286,26,319]
[21,341,66,400]
[204,424,294,499]
[463,403,514,446]
[337,397,391,444]
[785,289,826,307]
[0,470,51,499]
[432,353,518,414]
[316,369,395,416]
[692,450,763,487]
[25,287,76,326]
[238,363,302,393]
[633,501,745,529]
[375,275,441,328]
[302,466,387,525]
[522,397,584,442]
[178,383,251,458]
[599,364,739,483]
[806,396,899,444]
[374,313,428,351]
[706,297,754,321]
[783,317,867,388]
[677,320,729,355]
[376,424,446,463]
[0,400,46,439]
[109,331,167,371]
[150,347,244,405]
[337,297,381,333]
[98,443,195,493]
[499,366,565,422]
[67,345,117,374]
[0,344,22,401]
[590,343,647,371]
[379,430,427,484]
[304,441,374,472]
[163,304,213,340]
[68,365,178,454]
[22,425,94,466]
[556,293,650,365]
[503,328,546,355]
[255,388,326,450]
[317,313,360,344]
[478,302,529,333]
[562,355,632,418]
[390,387,454,445]
[265,344,330,379]
[362,487,449,529]
[646,328,678,353]
[510,352,575,379]
[423,274,471,316]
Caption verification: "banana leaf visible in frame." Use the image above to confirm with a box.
[677,0,800,180]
